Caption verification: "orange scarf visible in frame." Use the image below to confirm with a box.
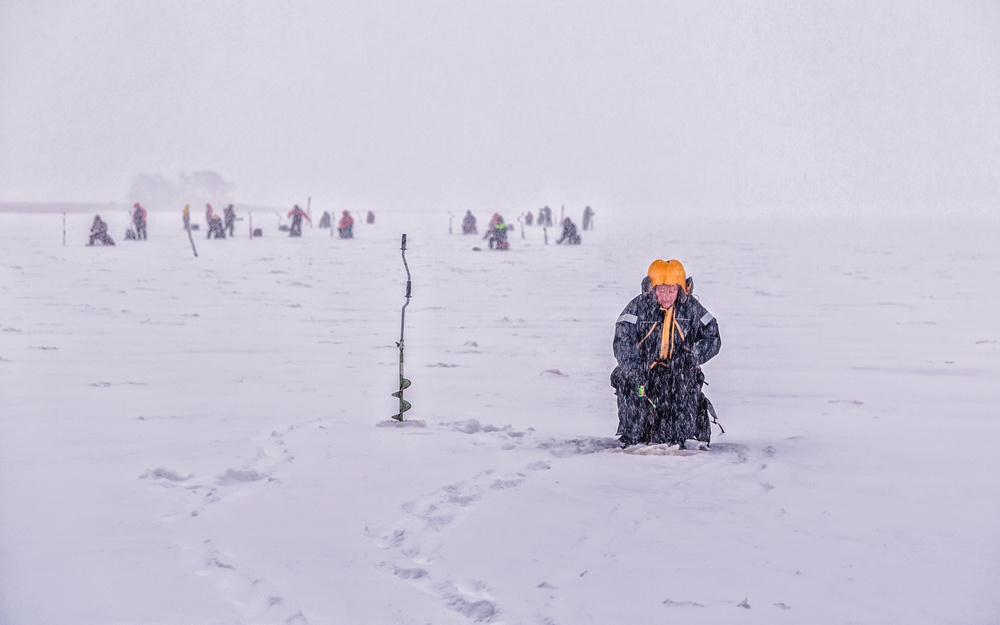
[637,306,686,364]
[659,306,685,361]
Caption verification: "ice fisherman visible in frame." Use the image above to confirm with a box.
[183,205,191,230]
[611,259,721,447]
[483,213,509,250]
[366,211,375,224]
[556,217,581,245]
[205,204,215,239]
[582,206,595,231]
[224,204,237,237]
[132,203,148,240]
[288,205,310,237]
[462,210,477,234]
[88,215,115,246]
[208,214,226,239]
[338,210,354,238]
[538,206,554,227]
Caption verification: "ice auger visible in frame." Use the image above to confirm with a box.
[392,234,412,420]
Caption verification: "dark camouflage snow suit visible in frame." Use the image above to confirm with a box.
[611,285,721,446]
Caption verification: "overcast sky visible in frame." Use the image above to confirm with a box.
[1,0,998,216]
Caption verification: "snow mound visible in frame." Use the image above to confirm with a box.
[375,419,427,428]
[536,437,620,457]
[440,419,524,436]
[625,444,703,457]
[663,599,704,607]
[138,467,192,481]
[216,468,268,484]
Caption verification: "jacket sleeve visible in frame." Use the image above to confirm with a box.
[688,300,721,366]
[612,295,648,386]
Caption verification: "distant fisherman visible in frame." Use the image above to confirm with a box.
[462,210,477,234]
[88,215,115,246]
[208,214,226,239]
[338,210,354,238]
[224,204,237,237]
[205,204,215,239]
[556,217,581,245]
[288,204,310,237]
[132,203,148,240]
[483,213,509,250]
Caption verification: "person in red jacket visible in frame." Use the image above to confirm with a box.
[132,203,148,240]
[287,205,311,237]
[338,210,354,239]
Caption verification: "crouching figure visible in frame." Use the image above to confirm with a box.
[611,259,721,447]
[88,215,115,246]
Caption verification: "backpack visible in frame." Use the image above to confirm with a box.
[694,368,724,444]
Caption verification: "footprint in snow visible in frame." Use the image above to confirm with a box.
[139,467,193,483]
[371,467,525,621]
[378,562,497,623]
[197,546,310,623]
[151,424,313,622]
[439,419,533,450]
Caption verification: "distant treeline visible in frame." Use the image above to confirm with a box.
[0,202,126,214]
[0,202,281,214]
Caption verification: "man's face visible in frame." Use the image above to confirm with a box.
[654,283,679,308]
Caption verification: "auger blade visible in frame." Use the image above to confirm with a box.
[391,398,412,421]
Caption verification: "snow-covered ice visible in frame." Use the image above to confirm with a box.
[1,209,998,624]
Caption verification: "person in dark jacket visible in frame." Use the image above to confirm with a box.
[483,213,509,250]
[556,217,581,244]
[88,215,115,246]
[288,205,310,237]
[611,259,721,447]
[366,211,375,224]
[462,210,477,234]
[208,214,226,238]
[224,204,237,237]
[132,203,148,240]
[338,210,354,238]
[538,206,554,227]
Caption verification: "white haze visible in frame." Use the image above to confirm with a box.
[1,1,998,215]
